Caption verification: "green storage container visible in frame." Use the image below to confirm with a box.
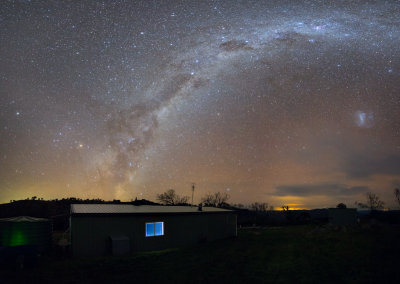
[0,216,52,252]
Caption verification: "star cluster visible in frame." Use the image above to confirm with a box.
[1,0,400,208]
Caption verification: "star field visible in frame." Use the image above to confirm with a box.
[1,0,400,208]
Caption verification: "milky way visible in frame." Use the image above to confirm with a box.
[1,0,400,208]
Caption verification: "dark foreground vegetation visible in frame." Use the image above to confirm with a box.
[1,224,400,284]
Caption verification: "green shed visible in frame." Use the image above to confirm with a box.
[70,204,237,257]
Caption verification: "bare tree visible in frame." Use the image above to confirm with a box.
[201,192,229,207]
[356,192,384,211]
[395,188,400,205]
[157,189,189,205]
[250,202,269,212]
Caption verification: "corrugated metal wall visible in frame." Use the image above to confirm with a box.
[71,213,237,256]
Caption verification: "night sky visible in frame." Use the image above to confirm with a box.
[1,0,400,209]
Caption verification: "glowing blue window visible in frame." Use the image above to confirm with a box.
[145,222,164,237]
[146,223,154,237]
[155,222,163,235]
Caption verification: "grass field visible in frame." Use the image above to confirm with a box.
[2,224,400,283]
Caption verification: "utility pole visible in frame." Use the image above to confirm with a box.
[191,182,195,206]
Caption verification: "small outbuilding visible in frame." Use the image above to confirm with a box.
[70,204,237,257]
[0,216,52,266]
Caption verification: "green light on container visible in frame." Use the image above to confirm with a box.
[1,226,28,247]
[9,229,28,246]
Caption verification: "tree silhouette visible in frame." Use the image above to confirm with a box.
[394,188,400,206]
[201,192,229,207]
[250,202,270,212]
[356,192,384,211]
[156,189,189,205]
[336,203,347,209]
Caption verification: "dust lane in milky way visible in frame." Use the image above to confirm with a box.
[1,0,400,208]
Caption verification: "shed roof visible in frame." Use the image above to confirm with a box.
[0,216,49,222]
[71,204,232,215]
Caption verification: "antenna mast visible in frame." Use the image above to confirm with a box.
[191,182,196,206]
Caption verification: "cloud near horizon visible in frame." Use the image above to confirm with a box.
[273,183,369,197]
[343,155,400,179]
